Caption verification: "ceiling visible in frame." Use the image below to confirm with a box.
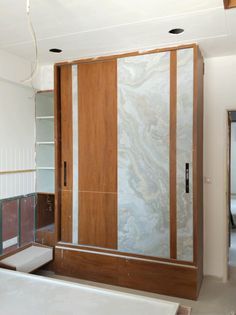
[0,0,236,64]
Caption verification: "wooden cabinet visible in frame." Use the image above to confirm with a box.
[54,44,204,299]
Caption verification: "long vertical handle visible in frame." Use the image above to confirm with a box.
[185,163,189,193]
[64,161,67,187]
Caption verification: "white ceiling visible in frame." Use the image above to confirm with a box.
[0,0,236,64]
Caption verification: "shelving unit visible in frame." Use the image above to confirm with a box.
[35,92,55,194]
[35,91,55,246]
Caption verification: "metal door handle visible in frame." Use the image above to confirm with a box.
[64,161,67,187]
[185,163,189,193]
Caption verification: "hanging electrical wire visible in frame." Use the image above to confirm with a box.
[21,0,39,83]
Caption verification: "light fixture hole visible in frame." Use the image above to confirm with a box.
[49,48,62,53]
[168,28,184,35]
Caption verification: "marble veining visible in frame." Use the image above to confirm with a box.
[118,52,170,258]
[176,48,194,261]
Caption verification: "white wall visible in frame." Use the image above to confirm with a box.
[231,123,236,195]
[32,64,54,91]
[0,51,35,199]
[203,54,236,280]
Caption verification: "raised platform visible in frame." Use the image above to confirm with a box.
[0,243,53,273]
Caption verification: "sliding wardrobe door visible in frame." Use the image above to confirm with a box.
[78,61,118,249]
[117,52,171,258]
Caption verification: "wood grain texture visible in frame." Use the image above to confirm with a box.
[54,246,199,300]
[78,60,117,192]
[60,65,73,191]
[54,65,61,243]
[60,65,73,243]
[36,227,55,247]
[224,0,236,9]
[36,194,54,229]
[57,241,194,266]
[170,50,177,259]
[61,190,72,243]
[79,192,117,248]
[193,46,204,295]
[20,196,35,246]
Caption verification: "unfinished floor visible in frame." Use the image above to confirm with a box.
[38,271,236,315]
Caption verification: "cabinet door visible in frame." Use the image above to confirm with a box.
[117,51,171,258]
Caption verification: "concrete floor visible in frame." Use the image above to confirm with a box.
[38,224,236,315]
[40,240,236,315]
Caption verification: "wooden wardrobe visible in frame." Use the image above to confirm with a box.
[53,43,204,300]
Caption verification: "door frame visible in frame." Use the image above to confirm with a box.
[225,109,236,281]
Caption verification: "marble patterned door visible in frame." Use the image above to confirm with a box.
[117,48,194,260]
[117,52,171,258]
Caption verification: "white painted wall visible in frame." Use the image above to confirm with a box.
[32,64,54,91]
[203,54,236,280]
[0,51,35,199]
[231,123,236,195]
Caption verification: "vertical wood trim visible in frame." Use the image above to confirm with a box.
[193,46,204,284]
[170,50,177,259]
[60,64,73,243]
[54,65,61,243]
[193,47,198,266]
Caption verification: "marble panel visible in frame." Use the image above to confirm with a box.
[118,52,170,257]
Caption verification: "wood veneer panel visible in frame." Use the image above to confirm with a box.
[78,60,117,192]
[2,200,18,253]
[79,192,117,249]
[193,46,204,294]
[61,190,72,243]
[20,196,35,246]
[60,65,73,243]
[54,246,198,300]
[36,194,54,229]
[60,65,73,191]
[170,50,177,259]
[54,65,61,242]
[224,0,236,9]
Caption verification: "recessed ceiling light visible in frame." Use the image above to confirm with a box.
[49,48,62,53]
[168,28,184,35]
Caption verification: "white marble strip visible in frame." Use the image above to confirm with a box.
[72,65,79,244]
[176,48,194,262]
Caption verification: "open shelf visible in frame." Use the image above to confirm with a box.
[36,116,54,120]
[36,142,54,145]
